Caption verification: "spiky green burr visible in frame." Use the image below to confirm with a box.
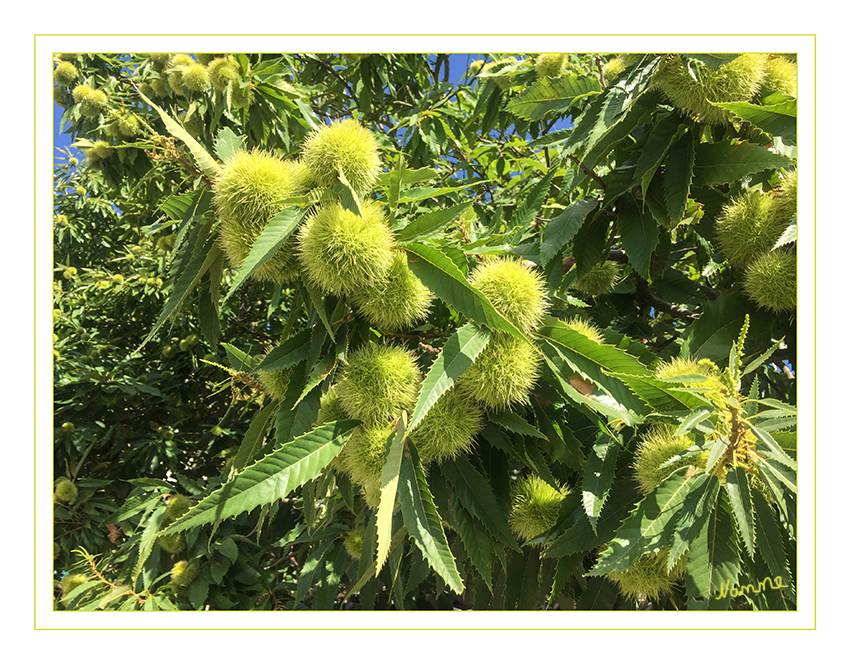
[654,54,768,125]
[456,333,541,410]
[349,251,433,331]
[468,256,549,334]
[714,189,788,268]
[213,149,309,283]
[605,547,687,602]
[300,118,382,194]
[633,424,704,495]
[535,53,568,78]
[743,249,796,313]
[572,261,621,297]
[335,344,421,425]
[55,479,78,504]
[53,61,78,87]
[508,475,568,543]
[408,388,483,465]
[297,201,394,297]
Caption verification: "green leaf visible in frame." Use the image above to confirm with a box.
[408,322,491,432]
[388,151,405,211]
[506,74,602,121]
[634,112,684,196]
[141,237,222,350]
[376,415,406,574]
[397,201,474,243]
[221,342,258,372]
[254,328,312,372]
[715,99,797,143]
[441,456,520,552]
[742,338,785,376]
[691,140,794,188]
[675,406,715,436]
[607,372,708,414]
[535,317,653,418]
[162,420,358,534]
[617,195,659,279]
[587,467,696,576]
[582,433,620,532]
[759,457,797,495]
[725,466,755,559]
[137,88,221,180]
[223,207,307,302]
[667,474,720,572]
[705,437,730,474]
[663,131,696,224]
[539,197,598,267]
[752,490,795,601]
[132,504,168,584]
[230,400,279,474]
[401,243,530,343]
[508,167,556,234]
[686,497,740,606]
[398,439,464,594]
[751,425,797,471]
[488,410,547,440]
[452,500,495,590]
[214,127,245,162]
[397,183,476,203]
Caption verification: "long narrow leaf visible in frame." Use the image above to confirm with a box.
[408,322,490,432]
[398,440,464,593]
[223,207,306,302]
[162,420,359,534]
[376,415,406,573]
[725,466,756,559]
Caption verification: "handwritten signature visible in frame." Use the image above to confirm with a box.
[714,576,789,599]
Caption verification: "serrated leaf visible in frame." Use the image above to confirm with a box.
[751,425,797,471]
[774,222,797,248]
[397,183,476,203]
[506,74,602,121]
[582,434,620,532]
[397,201,474,243]
[608,372,709,414]
[254,328,312,372]
[223,207,306,302]
[214,127,245,162]
[488,410,547,440]
[617,195,659,279]
[635,113,685,194]
[587,467,697,576]
[686,497,740,605]
[452,500,495,590]
[667,473,720,572]
[132,504,168,584]
[376,415,406,574]
[162,420,358,534]
[725,466,755,559]
[401,243,530,343]
[752,490,795,601]
[441,456,520,552]
[705,436,730,474]
[230,400,279,474]
[137,88,221,180]
[408,322,491,432]
[759,457,797,495]
[662,132,695,223]
[221,342,258,372]
[539,197,598,266]
[675,406,716,436]
[715,99,797,143]
[691,140,794,188]
[508,167,556,235]
[141,237,222,350]
[741,338,785,376]
[398,439,464,594]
